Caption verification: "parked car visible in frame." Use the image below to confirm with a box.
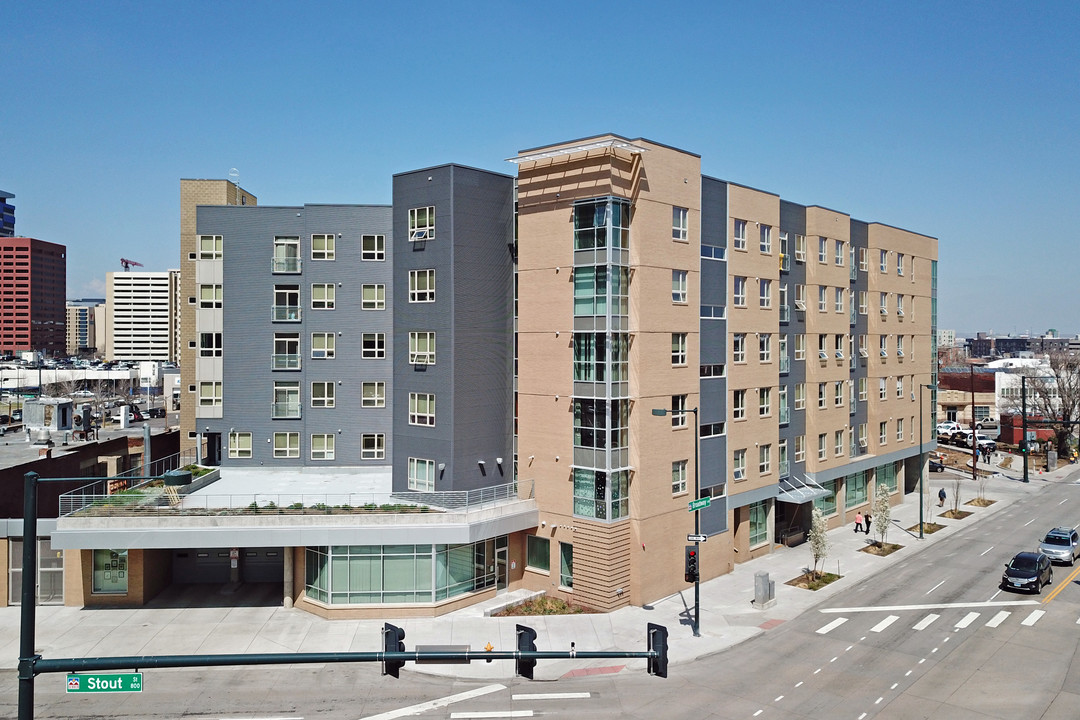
[1038,527,1080,565]
[937,421,963,436]
[975,417,999,431]
[1002,551,1052,593]
[955,431,996,452]
[11,409,21,422]
[929,459,946,472]
[72,389,94,397]
[147,407,166,418]
[0,414,9,425]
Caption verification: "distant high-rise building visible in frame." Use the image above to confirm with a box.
[105,271,177,361]
[66,298,105,355]
[0,191,14,237]
[0,237,66,356]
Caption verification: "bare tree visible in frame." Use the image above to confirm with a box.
[951,474,963,515]
[1004,352,1080,457]
[808,506,829,580]
[873,482,891,545]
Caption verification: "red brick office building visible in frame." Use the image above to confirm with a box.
[0,238,66,356]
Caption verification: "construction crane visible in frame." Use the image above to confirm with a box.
[120,258,144,271]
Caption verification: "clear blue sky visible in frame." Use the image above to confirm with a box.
[4,1,1078,338]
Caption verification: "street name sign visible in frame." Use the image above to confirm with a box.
[687,534,707,543]
[688,497,711,512]
[66,673,143,693]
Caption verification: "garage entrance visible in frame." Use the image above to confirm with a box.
[172,547,284,584]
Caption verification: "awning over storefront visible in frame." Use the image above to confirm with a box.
[776,475,831,504]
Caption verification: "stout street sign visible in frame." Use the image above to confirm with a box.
[66,673,143,693]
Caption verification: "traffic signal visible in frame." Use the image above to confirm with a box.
[1019,441,1028,454]
[647,623,669,678]
[684,545,699,583]
[382,622,406,678]
[516,624,538,679]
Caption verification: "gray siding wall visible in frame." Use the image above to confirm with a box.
[779,201,807,479]
[198,204,394,467]
[392,165,515,493]
[699,177,728,497]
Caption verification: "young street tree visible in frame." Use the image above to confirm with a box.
[873,482,891,546]
[808,505,829,580]
[1007,352,1080,456]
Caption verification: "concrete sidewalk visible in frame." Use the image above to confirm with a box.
[3,459,1076,682]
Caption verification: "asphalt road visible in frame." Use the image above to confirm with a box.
[12,476,1080,719]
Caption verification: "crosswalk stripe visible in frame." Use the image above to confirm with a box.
[816,618,848,634]
[955,612,980,629]
[985,611,1011,627]
[870,615,899,633]
[912,613,939,631]
[1021,609,1045,626]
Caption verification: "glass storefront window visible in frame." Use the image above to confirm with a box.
[526,535,550,571]
[92,549,128,594]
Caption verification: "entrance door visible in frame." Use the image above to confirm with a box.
[495,546,508,592]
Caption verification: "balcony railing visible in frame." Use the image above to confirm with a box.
[272,305,301,322]
[780,353,790,374]
[779,304,790,323]
[779,404,790,425]
[272,257,301,273]
[271,401,301,418]
[272,354,300,370]
[779,458,790,479]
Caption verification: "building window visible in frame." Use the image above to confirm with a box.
[835,334,845,359]
[859,247,868,271]
[759,279,772,308]
[311,434,335,460]
[273,382,300,418]
[834,381,845,407]
[733,448,746,480]
[896,376,904,399]
[859,423,868,448]
[198,235,223,260]
[409,206,435,241]
[362,234,385,261]
[733,276,746,307]
[732,333,746,363]
[273,285,301,322]
[846,471,869,506]
[897,253,905,276]
[408,457,436,491]
[794,284,806,310]
[560,543,574,588]
[759,444,772,474]
[749,501,769,547]
[409,269,435,303]
[228,431,251,459]
[834,430,844,456]
[92,550,128,595]
[312,332,336,359]
[672,460,688,494]
[671,333,687,366]
[409,392,435,426]
[199,381,222,407]
[200,332,223,358]
[794,234,806,261]
[818,433,827,460]
[199,284,222,309]
[814,479,838,516]
[897,335,905,357]
[362,284,386,310]
[312,234,336,261]
[818,285,827,313]
[818,382,827,409]
[897,294,905,317]
[672,206,689,242]
[794,435,805,462]
[671,395,687,428]
[880,249,888,273]
[409,331,436,365]
[271,333,300,370]
[273,236,301,273]
[896,417,905,442]
[527,535,550,572]
[733,390,746,420]
[880,335,889,358]
[835,240,845,265]
[794,383,806,410]
[701,422,725,438]
[574,198,629,250]
[733,219,747,250]
[759,333,771,362]
[794,334,806,360]
[879,421,888,445]
[362,333,385,359]
[835,287,844,313]
[818,237,828,263]
[759,224,772,254]
[859,291,868,315]
[859,378,867,402]
[361,433,385,460]
[273,432,300,458]
[311,284,335,310]
[311,381,335,408]
[759,387,771,416]
[362,381,385,408]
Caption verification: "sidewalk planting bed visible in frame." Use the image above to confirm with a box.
[859,542,903,557]
[785,571,842,591]
[493,596,600,616]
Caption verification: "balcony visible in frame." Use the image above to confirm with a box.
[273,305,302,322]
[272,354,300,370]
[271,401,301,419]
[272,257,301,273]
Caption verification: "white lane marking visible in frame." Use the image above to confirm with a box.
[875,697,884,704]
[451,713,532,719]
[919,658,926,664]
[905,670,913,676]
[1073,522,1080,530]
[1059,498,1068,505]
[795,681,803,688]
[913,613,940,631]
[814,668,822,674]
[943,637,951,643]
[223,718,303,720]
[753,711,763,717]
[816,617,848,634]
[926,579,947,595]
[846,645,854,651]
[986,611,1011,627]
[1022,610,1046,626]
[980,546,994,556]
[859,713,867,719]
[988,589,1002,601]
[821,600,1039,614]
[511,693,590,701]
[932,647,939,653]
[361,684,506,720]
[774,695,784,702]
[830,656,838,663]
[1076,616,1080,625]
[891,683,898,690]
[871,615,900,633]
[955,612,980,629]
[1023,518,1035,527]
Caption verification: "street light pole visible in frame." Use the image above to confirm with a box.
[970,364,978,483]
[652,405,700,637]
[1022,375,1029,483]
[918,383,936,539]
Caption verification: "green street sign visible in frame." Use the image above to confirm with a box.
[66,673,143,693]
[688,497,711,512]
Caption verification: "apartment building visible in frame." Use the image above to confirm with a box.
[66,298,104,355]
[104,271,177,361]
[0,191,14,237]
[52,134,936,618]
[0,237,66,356]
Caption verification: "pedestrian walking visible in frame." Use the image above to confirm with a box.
[854,512,864,533]
[864,512,872,535]
[938,487,947,507]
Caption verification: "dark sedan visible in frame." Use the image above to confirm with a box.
[929,459,945,472]
[1002,551,1052,593]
